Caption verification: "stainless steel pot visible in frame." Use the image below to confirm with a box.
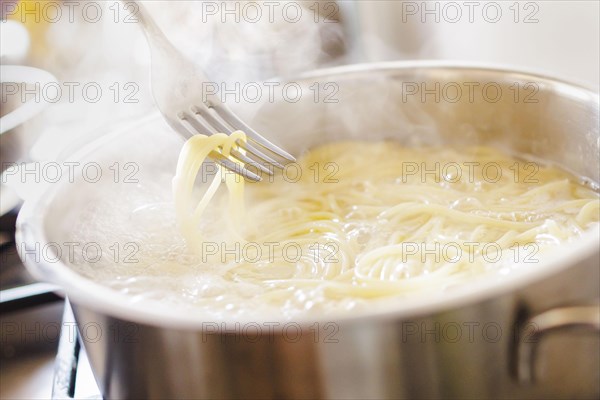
[17,63,600,399]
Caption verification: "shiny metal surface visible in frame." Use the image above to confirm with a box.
[17,63,600,399]
[516,304,600,384]
[130,0,294,181]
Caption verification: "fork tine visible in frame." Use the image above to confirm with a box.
[237,141,285,170]
[210,103,296,162]
[180,111,215,135]
[210,152,262,182]
[191,106,284,169]
[190,106,230,134]
[230,149,274,175]
[192,106,284,168]
[178,114,261,181]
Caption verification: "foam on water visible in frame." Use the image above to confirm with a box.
[62,141,600,320]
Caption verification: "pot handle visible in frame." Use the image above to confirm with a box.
[515,304,600,383]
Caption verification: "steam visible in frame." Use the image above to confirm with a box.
[145,1,346,81]
[17,0,348,165]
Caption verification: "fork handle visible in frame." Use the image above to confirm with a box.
[125,0,171,49]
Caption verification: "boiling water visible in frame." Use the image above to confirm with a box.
[63,140,600,320]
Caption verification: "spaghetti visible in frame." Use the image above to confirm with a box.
[169,134,600,310]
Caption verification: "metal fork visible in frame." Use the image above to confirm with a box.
[129,1,295,181]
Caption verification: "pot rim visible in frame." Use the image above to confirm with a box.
[16,61,600,330]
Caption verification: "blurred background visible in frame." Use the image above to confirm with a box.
[1,0,599,192]
[0,1,599,398]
